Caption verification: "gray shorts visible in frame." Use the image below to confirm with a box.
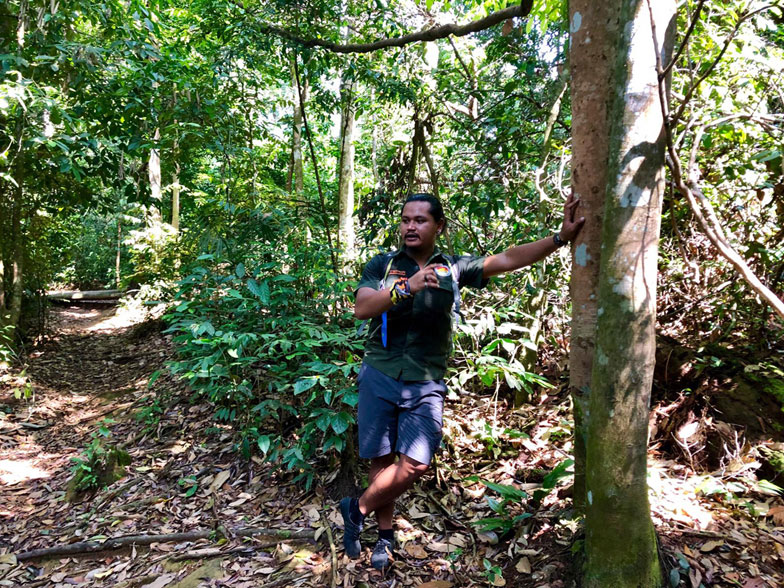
[357,362,446,465]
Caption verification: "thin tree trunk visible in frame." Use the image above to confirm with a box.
[171,160,180,231]
[421,137,454,256]
[337,75,356,264]
[116,219,122,289]
[567,0,619,513]
[8,156,24,331]
[290,58,306,199]
[292,55,339,276]
[148,127,162,225]
[371,121,379,191]
[407,116,422,194]
[583,1,675,586]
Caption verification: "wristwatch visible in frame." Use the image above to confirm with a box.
[553,233,568,247]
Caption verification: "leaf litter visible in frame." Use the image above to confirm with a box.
[0,305,781,586]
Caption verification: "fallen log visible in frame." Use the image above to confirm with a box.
[47,289,124,301]
[15,526,317,561]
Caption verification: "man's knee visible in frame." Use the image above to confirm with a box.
[369,453,395,480]
[400,455,429,480]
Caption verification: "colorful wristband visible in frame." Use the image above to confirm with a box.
[389,277,412,304]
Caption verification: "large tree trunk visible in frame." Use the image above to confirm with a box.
[567,0,620,513]
[337,75,356,264]
[583,1,675,586]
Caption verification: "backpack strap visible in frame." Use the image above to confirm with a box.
[448,260,464,324]
[357,251,397,341]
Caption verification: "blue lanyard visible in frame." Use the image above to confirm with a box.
[382,311,388,348]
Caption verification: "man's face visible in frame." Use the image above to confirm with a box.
[400,201,443,251]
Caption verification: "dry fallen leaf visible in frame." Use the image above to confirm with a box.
[419,582,453,588]
[448,534,467,547]
[700,540,724,553]
[428,541,458,553]
[208,469,231,494]
[767,505,784,526]
[141,574,175,588]
[515,557,531,574]
[405,543,428,559]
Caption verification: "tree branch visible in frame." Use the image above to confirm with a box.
[646,0,784,321]
[255,2,533,54]
[660,0,705,80]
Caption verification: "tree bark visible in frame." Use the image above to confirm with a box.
[337,75,356,264]
[583,1,675,586]
[568,0,619,512]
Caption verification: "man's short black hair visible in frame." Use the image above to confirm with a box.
[403,193,445,223]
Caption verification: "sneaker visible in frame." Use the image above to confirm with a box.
[339,497,363,558]
[371,537,394,570]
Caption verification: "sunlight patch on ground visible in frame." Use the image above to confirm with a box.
[84,306,146,332]
[0,458,50,485]
[649,459,716,530]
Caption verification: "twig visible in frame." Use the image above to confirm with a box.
[320,512,338,588]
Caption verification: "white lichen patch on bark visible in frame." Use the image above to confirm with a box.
[571,11,582,33]
[575,243,591,266]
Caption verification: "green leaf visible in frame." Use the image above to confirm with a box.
[330,412,352,435]
[235,263,245,278]
[294,377,318,395]
[247,279,270,304]
[257,435,271,455]
[147,370,162,388]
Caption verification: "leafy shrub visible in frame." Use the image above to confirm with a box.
[163,203,364,488]
[68,420,130,497]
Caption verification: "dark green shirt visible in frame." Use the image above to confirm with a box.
[356,248,487,381]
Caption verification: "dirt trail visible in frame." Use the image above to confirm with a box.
[1,306,162,485]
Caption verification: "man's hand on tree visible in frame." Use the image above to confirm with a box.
[559,191,586,243]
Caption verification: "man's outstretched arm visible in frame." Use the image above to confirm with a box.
[482,192,585,279]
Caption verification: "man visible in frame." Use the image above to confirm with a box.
[342,192,584,569]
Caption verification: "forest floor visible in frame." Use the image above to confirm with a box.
[1,305,783,588]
